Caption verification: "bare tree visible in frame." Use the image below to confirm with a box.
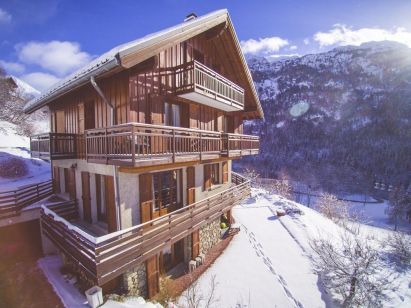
[317,193,348,222]
[181,274,219,308]
[386,231,411,265]
[387,186,410,231]
[243,168,260,187]
[268,179,293,200]
[310,230,394,307]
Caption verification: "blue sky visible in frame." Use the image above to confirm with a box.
[1,0,411,92]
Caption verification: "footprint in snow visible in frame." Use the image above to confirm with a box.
[278,275,287,286]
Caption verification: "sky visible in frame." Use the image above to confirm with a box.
[1,0,411,92]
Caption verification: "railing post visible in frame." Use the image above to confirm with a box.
[199,132,202,161]
[105,128,108,165]
[172,129,176,163]
[131,125,135,166]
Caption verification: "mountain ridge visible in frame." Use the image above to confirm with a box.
[242,41,411,193]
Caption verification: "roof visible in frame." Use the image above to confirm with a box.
[24,9,263,119]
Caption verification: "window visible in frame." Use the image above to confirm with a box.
[164,102,181,127]
[210,163,219,185]
[204,163,220,190]
[153,170,179,210]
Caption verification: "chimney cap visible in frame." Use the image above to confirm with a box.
[184,13,197,22]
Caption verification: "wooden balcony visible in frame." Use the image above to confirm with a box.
[30,124,259,166]
[30,133,80,160]
[85,123,259,166]
[40,172,250,286]
[175,60,245,111]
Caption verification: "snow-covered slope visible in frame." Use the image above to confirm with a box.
[181,189,411,308]
[10,76,41,98]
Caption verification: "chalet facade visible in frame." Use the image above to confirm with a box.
[24,9,263,298]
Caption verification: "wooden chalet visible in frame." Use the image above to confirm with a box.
[24,9,262,297]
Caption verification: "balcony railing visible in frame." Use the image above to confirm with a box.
[174,60,245,111]
[0,180,53,218]
[31,123,260,166]
[30,133,79,160]
[40,172,250,285]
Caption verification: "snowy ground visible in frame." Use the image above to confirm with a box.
[0,147,50,191]
[179,189,411,308]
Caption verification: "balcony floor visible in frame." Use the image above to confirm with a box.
[71,220,108,237]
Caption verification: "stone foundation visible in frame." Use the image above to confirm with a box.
[199,218,221,255]
[122,263,147,297]
[61,253,94,292]
[184,234,192,263]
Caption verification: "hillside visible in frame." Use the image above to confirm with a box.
[0,71,48,148]
[242,41,411,193]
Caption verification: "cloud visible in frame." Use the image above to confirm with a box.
[17,40,92,76]
[20,72,59,92]
[0,60,25,74]
[314,24,411,48]
[241,36,289,55]
[0,8,12,24]
[289,45,298,51]
[303,38,310,45]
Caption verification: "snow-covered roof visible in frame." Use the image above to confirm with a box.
[24,9,264,119]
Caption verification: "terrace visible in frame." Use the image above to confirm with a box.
[40,172,250,285]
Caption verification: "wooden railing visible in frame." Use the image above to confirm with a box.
[0,180,53,217]
[30,133,80,160]
[31,125,260,165]
[224,133,261,156]
[174,60,245,109]
[85,123,258,166]
[40,173,250,285]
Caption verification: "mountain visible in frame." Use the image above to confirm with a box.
[10,76,41,99]
[0,72,47,145]
[242,41,411,193]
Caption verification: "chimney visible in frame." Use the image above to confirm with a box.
[184,13,197,22]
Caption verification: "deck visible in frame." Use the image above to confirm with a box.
[30,123,260,166]
[40,172,250,286]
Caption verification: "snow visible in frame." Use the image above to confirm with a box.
[0,121,29,148]
[0,147,50,192]
[38,256,89,308]
[11,76,41,98]
[38,255,163,308]
[180,189,411,308]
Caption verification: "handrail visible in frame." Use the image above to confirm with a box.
[41,172,250,284]
[0,179,53,216]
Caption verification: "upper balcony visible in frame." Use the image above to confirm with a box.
[174,60,245,112]
[30,123,260,167]
[40,172,250,286]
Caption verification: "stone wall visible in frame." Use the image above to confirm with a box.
[122,263,147,297]
[61,252,94,292]
[184,234,192,263]
[199,218,221,255]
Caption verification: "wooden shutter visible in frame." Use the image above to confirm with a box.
[95,174,104,222]
[222,161,228,184]
[189,104,199,129]
[64,168,69,193]
[53,166,60,193]
[146,255,160,298]
[187,167,195,205]
[78,103,85,133]
[204,164,211,191]
[68,168,76,200]
[81,172,91,223]
[192,230,200,258]
[56,110,65,133]
[104,175,117,233]
[234,115,243,134]
[150,95,164,125]
[217,112,224,132]
[181,103,190,128]
[139,173,153,224]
